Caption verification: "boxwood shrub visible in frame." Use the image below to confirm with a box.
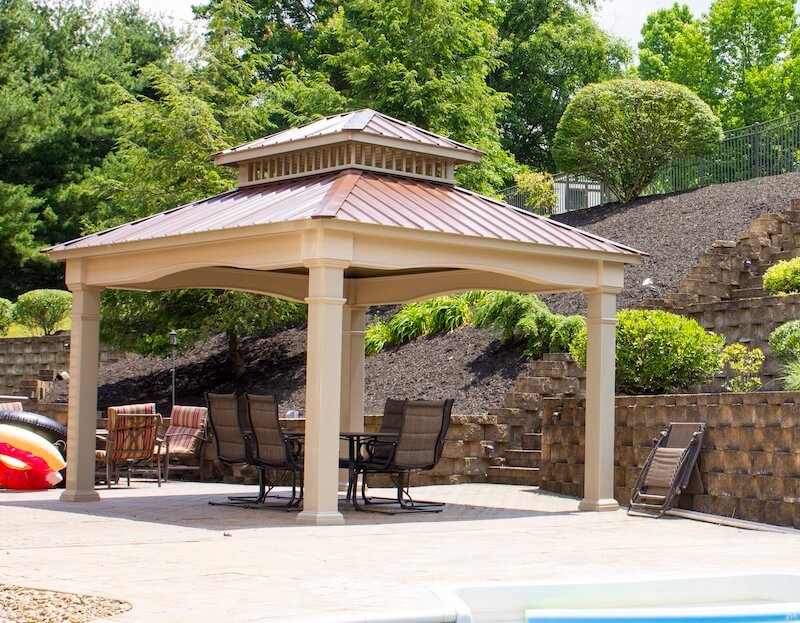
[768,320,800,363]
[569,309,723,394]
[763,257,800,295]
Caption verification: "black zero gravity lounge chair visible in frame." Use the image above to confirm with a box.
[628,421,706,518]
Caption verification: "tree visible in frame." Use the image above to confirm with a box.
[317,0,519,193]
[638,0,799,127]
[553,79,723,203]
[12,289,72,336]
[0,0,176,297]
[637,3,695,81]
[100,290,305,376]
[493,0,631,171]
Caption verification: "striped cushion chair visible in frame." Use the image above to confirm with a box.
[0,402,24,411]
[159,405,209,482]
[98,407,162,488]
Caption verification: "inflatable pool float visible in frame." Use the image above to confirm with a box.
[0,424,66,489]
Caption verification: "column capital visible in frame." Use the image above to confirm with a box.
[304,259,350,270]
[304,296,346,306]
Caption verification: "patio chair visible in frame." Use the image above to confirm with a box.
[158,405,209,482]
[356,398,453,513]
[628,421,706,518]
[339,398,406,500]
[96,408,163,487]
[242,393,304,509]
[0,401,24,411]
[206,392,263,506]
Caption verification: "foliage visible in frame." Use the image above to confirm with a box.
[762,258,800,295]
[11,289,72,336]
[514,171,557,215]
[317,0,520,193]
[549,314,586,353]
[778,359,800,391]
[0,298,13,335]
[385,302,431,345]
[426,296,475,334]
[553,79,724,203]
[718,343,763,392]
[472,291,577,356]
[0,0,177,297]
[493,0,631,171]
[570,309,724,394]
[767,320,800,364]
[100,290,305,375]
[638,0,799,128]
[365,321,394,356]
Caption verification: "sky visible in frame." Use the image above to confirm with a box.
[129,0,717,47]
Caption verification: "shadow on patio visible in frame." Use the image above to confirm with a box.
[0,482,581,531]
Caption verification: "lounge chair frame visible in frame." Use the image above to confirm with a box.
[628,421,706,518]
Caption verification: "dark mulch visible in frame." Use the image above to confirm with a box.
[46,325,526,415]
[45,173,800,414]
[545,171,800,315]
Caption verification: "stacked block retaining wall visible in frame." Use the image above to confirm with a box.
[539,392,800,529]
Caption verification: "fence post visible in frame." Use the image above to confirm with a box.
[752,122,761,178]
[699,157,705,187]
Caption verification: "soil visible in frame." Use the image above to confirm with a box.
[45,172,800,415]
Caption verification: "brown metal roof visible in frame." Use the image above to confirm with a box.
[215,109,483,160]
[47,171,644,258]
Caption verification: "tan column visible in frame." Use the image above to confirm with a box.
[61,284,102,502]
[338,306,367,489]
[340,306,367,432]
[579,288,620,512]
[297,262,346,525]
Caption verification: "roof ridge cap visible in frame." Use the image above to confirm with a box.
[311,170,364,218]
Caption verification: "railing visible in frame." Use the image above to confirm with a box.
[504,112,800,214]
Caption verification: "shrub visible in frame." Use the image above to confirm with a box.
[425,296,473,334]
[0,298,12,335]
[718,343,763,392]
[779,360,800,391]
[473,291,557,355]
[549,315,586,353]
[515,170,557,215]
[386,302,431,344]
[365,321,393,356]
[763,257,800,295]
[570,309,723,394]
[768,320,800,364]
[12,289,72,336]
[553,79,723,203]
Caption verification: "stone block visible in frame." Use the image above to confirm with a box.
[736,497,765,523]
[459,422,484,442]
[764,501,795,527]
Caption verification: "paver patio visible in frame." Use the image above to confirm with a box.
[2,482,799,622]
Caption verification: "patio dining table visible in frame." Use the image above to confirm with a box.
[339,431,398,511]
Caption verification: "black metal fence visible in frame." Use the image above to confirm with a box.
[503,112,800,214]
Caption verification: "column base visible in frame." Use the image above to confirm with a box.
[296,510,345,526]
[60,489,101,502]
[578,497,619,512]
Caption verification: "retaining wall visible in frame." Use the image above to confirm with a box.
[539,392,800,528]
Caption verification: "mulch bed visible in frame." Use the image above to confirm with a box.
[45,172,800,414]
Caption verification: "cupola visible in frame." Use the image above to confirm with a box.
[212,109,483,187]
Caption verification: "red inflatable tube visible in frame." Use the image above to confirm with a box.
[0,442,62,490]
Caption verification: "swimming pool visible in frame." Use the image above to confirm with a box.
[436,574,800,623]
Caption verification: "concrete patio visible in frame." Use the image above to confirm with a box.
[2,482,799,622]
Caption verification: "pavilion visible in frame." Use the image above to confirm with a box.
[46,109,644,525]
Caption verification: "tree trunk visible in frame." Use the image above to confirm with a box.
[226,329,246,378]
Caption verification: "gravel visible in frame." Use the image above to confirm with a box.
[0,585,130,623]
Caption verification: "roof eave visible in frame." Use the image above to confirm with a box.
[212,131,483,167]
